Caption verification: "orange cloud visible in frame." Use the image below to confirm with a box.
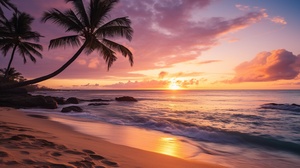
[158,71,168,79]
[228,49,300,83]
[271,16,287,25]
[103,78,202,89]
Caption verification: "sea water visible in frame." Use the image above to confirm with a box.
[26,90,300,168]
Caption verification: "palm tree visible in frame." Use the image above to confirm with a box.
[0,67,24,82]
[0,0,133,90]
[0,12,43,81]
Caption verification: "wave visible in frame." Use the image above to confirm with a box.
[91,113,300,155]
[261,103,300,113]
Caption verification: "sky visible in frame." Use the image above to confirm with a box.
[1,0,300,90]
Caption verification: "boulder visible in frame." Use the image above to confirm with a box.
[115,96,137,102]
[88,103,109,106]
[61,106,83,113]
[43,96,58,109]
[53,97,65,105]
[66,97,80,104]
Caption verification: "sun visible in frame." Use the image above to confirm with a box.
[169,81,181,90]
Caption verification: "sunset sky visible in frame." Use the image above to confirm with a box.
[1,0,300,90]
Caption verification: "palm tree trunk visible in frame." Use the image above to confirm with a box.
[0,41,88,90]
[4,44,17,80]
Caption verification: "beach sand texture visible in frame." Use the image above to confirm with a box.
[0,107,225,168]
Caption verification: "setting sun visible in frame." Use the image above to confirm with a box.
[169,81,181,90]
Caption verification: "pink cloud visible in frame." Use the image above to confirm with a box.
[103,78,202,89]
[158,71,168,79]
[227,49,300,83]
[271,16,287,25]
[196,60,221,65]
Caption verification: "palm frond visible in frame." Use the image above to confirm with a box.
[18,45,37,63]
[0,0,17,11]
[64,9,85,32]
[94,40,117,70]
[0,42,14,56]
[42,9,82,32]
[21,31,43,42]
[84,36,100,55]
[11,13,34,33]
[102,38,133,66]
[65,0,90,27]
[96,17,133,41]
[19,42,43,58]
[49,35,81,49]
[89,0,118,28]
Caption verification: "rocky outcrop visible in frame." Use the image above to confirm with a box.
[0,94,58,109]
[61,106,83,113]
[52,97,65,105]
[66,97,80,104]
[115,96,137,102]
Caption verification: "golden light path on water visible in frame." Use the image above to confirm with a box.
[51,117,199,159]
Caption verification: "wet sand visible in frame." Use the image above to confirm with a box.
[0,107,226,168]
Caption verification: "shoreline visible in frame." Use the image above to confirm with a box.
[0,107,225,168]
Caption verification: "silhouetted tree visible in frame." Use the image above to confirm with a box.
[0,0,133,90]
[0,12,43,81]
[0,67,24,82]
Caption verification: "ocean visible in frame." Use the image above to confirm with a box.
[25,90,300,168]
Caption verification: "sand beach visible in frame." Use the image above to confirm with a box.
[0,107,225,168]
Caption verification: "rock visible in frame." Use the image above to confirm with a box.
[88,103,109,106]
[115,96,137,102]
[61,106,83,113]
[43,96,58,109]
[66,97,80,104]
[53,97,65,105]
[0,94,58,109]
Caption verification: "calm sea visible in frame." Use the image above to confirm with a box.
[27,90,300,168]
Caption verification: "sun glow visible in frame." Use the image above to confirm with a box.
[169,80,181,90]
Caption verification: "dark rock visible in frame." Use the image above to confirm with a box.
[53,97,65,105]
[0,94,58,109]
[61,106,83,113]
[0,88,27,95]
[115,96,137,102]
[66,97,80,104]
[88,103,109,106]
[44,96,58,109]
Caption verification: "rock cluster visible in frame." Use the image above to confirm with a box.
[0,89,138,113]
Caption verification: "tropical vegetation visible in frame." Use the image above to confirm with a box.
[0,0,134,90]
[0,12,43,81]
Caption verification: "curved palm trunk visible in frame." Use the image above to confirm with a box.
[0,41,88,90]
[4,44,17,80]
